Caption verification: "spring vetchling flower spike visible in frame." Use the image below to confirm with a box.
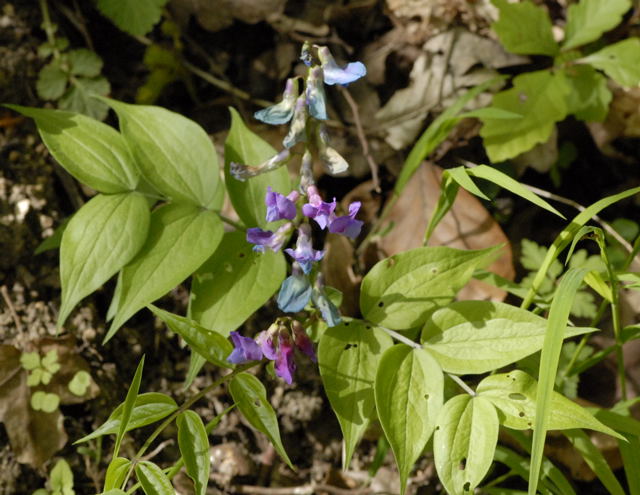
[284,224,325,274]
[305,67,328,120]
[246,222,292,253]
[316,126,349,175]
[328,201,363,239]
[230,149,291,181]
[318,46,367,86]
[277,263,312,313]
[302,185,337,230]
[227,331,263,364]
[254,78,299,125]
[265,187,299,222]
[283,95,308,149]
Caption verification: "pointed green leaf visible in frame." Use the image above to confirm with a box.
[148,305,232,368]
[422,301,594,374]
[224,107,291,228]
[375,345,443,494]
[434,395,499,495]
[75,392,177,444]
[190,231,286,336]
[135,460,174,495]
[477,370,620,436]
[58,192,149,327]
[492,0,558,56]
[106,203,223,342]
[361,245,501,330]
[177,410,209,495]
[105,99,219,207]
[563,0,631,50]
[4,105,138,192]
[318,319,393,468]
[480,71,570,162]
[563,65,612,122]
[113,355,145,459]
[229,373,293,469]
[580,38,640,87]
[104,457,130,491]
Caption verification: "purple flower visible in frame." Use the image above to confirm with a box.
[265,187,299,223]
[274,333,296,384]
[305,67,327,120]
[227,331,263,364]
[292,321,316,363]
[284,224,325,274]
[255,329,278,360]
[302,185,336,230]
[318,47,366,86]
[246,222,292,252]
[254,78,299,125]
[230,149,291,181]
[316,126,348,175]
[329,201,363,239]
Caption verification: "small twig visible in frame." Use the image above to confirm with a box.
[140,439,173,461]
[1,286,23,333]
[233,483,377,495]
[219,214,246,231]
[338,86,380,192]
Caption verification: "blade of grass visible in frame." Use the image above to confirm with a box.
[113,355,145,459]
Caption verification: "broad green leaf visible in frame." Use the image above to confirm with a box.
[229,373,293,469]
[58,192,150,327]
[433,395,499,495]
[148,305,232,369]
[35,217,69,254]
[177,411,209,495]
[68,49,103,77]
[68,370,91,396]
[395,77,502,196]
[579,38,640,87]
[135,461,174,495]
[104,457,130,491]
[477,370,620,436]
[50,459,74,495]
[224,107,291,228]
[563,65,612,122]
[480,71,570,162]
[5,105,138,192]
[105,99,219,207]
[529,268,587,495]
[106,203,223,342]
[466,165,564,218]
[30,391,60,412]
[37,61,68,100]
[75,393,177,444]
[421,301,593,374]
[60,77,111,121]
[113,355,145,459]
[563,0,631,50]
[190,231,286,336]
[375,345,443,494]
[97,0,169,36]
[522,186,640,309]
[492,0,558,55]
[361,245,501,330]
[20,352,40,371]
[318,320,393,468]
[563,429,625,495]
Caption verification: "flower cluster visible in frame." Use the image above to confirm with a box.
[230,44,366,180]
[227,319,316,384]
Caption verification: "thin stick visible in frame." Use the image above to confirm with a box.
[233,483,377,495]
[1,286,23,333]
[337,86,380,192]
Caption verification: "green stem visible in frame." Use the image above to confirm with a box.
[218,213,246,231]
[38,0,60,60]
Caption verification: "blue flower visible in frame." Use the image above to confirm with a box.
[246,223,292,252]
[318,47,366,86]
[277,264,312,313]
[227,331,263,364]
[283,95,308,149]
[265,187,299,223]
[254,78,299,125]
[284,224,324,274]
[317,126,348,175]
[230,149,291,181]
[329,201,363,239]
[305,67,328,120]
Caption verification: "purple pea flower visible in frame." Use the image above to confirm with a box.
[247,222,292,253]
[274,332,296,384]
[302,185,336,230]
[265,187,299,223]
[255,328,278,360]
[254,78,299,125]
[284,224,325,274]
[292,320,316,362]
[318,46,367,86]
[329,201,364,239]
[227,331,263,364]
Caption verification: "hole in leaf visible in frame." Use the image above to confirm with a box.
[344,322,350,327]
[518,411,525,417]
[528,422,532,428]
[424,394,429,400]
[509,393,526,401]
[463,482,471,492]
[378,301,384,308]
[366,326,371,330]
[239,252,245,258]
[254,400,261,407]
[435,426,440,431]
[459,458,466,470]
[430,267,438,274]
